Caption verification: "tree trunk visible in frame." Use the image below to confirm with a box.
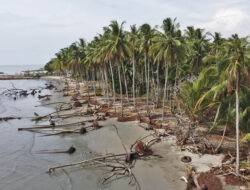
[132,55,136,109]
[147,56,150,115]
[151,69,157,108]
[144,53,149,114]
[92,69,97,101]
[100,68,105,97]
[118,65,123,117]
[156,61,160,108]
[174,59,179,91]
[235,70,240,175]
[104,64,110,103]
[122,62,129,100]
[109,61,116,103]
[162,62,169,122]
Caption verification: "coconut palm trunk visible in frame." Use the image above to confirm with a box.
[92,69,97,99]
[104,65,110,103]
[174,59,179,90]
[156,61,160,108]
[162,62,169,122]
[118,65,123,117]
[109,61,116,103]
[132,55,136,109]
[144,53,150,114]
[100,68,105,97]
[147,57,150,116]
[144,54,148,93]
[235,69,240,175]
[122,62,129,100]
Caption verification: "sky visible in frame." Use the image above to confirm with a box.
[0,0,249,66]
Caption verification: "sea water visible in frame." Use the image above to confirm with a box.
[0,65,43,75]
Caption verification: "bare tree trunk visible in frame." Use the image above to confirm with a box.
[144,53,148,106]
[147,57,150,115]
[99,68,106,98]
[162,62,169,122]
[122,62,129,100]
[174,60,179,91]
[132,56,136,109]
[92,69,97,101]
[235,70,240,175]
[104,64,110,103]
[118,65,123,117]
[109,61,116,103]
[156,61,160,108]
[151,69,157,108]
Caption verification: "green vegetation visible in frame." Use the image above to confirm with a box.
[45,18,250,174]
[45,18,250,131]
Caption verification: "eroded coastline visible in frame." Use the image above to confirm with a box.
[0,77,248,190]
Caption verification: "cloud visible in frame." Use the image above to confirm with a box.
[0,0,249,66]
[201,7,250,36]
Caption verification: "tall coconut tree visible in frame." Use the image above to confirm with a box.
[185,27,208,75]
[224,34,250,175]
[127,25,139,109]
[150,18,182,121]
[139,23,154,114]
[105,20,130,117]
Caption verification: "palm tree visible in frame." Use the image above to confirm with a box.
[225,34,250,175]
[44,20,250,164]
[139,23,154,115]
[150,18,182,121]
[106,20,130,117]
[185,26,208,75]
[127,25,139,109]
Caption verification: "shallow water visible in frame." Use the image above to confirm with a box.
[0,65,43,75]
[0,79,186,190]
[0,80,103,190]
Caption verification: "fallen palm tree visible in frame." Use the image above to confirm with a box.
[0,116,21,122]
[18,120,86,131]
[38,94,52,99]
[18,119,103,136]
[47,126,160,189]
[31,106,74,121]
[34,146,76,155]
[38,127,88,136]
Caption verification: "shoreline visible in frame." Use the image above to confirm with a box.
[0,76,248,189]
[42,76,248,189]
[43,76,187,189]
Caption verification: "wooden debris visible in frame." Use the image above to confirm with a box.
[0,116,21,122]
[181,156,192,163]
[18,120,86,131]
[38,94,51,99]
[34,146,76,155]
[73,100,82,107]
[79,127,87,134]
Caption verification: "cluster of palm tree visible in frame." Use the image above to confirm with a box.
[45,18,250,174]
